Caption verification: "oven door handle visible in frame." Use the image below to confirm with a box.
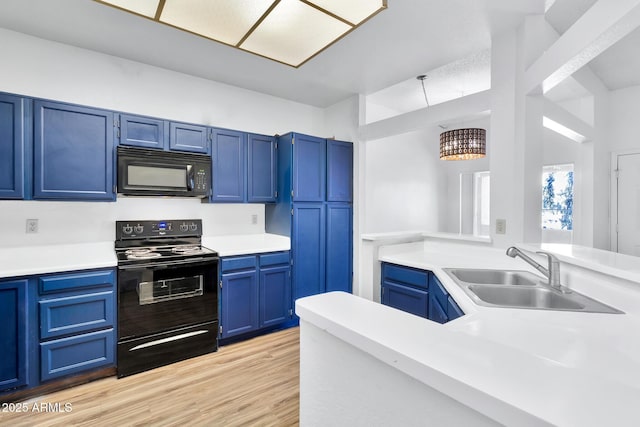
[118,257,217,270]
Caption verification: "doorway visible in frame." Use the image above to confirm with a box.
[612,151,640,256]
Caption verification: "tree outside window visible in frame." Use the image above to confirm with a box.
[541,164,573,230]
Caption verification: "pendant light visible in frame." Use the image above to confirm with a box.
[416,75,486,161]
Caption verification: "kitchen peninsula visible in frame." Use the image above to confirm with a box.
[297,241,640,426]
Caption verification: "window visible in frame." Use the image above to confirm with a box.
[541,164,573,230]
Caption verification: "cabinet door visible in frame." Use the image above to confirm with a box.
[0,279,28,391]
[382,281,428,319]
[447,296,464,320]
[260,265,291,328]
[247,133,276,203]
[428,295,448,324]
[293,134,326,201]
[119,114,167,150]
[211,128,246,202]
[326,203,352,293]
[292,203,326,299]
[326,140,353,202]
[220,269,259,338]
[169,122,209,154]
[0,94,26,199]
[34,101,115,200]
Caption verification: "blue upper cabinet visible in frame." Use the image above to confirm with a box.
[0,94,26,199]
[118,114,167,150]
[211,128,246,202]
[247,133,276,203]
[169,122,209,154]
[119,114,208,154]
[326,204,352,293]
[293,134,326,202]
[0,279,29,392]
[327,140,353,202]
[34,101,115,201]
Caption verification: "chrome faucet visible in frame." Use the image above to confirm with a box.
[506,247,568,293]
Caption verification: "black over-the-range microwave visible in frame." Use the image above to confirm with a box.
[117,146,211,197]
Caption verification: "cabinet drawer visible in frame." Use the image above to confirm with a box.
[39,269,115,294]
[221,256,257,272]
[382,263,428,290]
[40,329,115,382]
[259,252,289,267]
[40,291,114,339]
[382,281,428,318]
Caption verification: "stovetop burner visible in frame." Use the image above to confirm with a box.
[124,248,163,260]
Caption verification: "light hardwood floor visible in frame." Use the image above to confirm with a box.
[2,328,300,427]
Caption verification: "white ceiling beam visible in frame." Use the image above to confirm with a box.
[525,0,640,94]
[542,98,593,142]
[358,90,491,142]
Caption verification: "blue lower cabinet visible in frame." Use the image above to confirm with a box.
[381,263,464,323]
[220,252,292,340]
[220,269,259,339]
[260,265,291,328]
[0,279,29,392]
[37,268,117,384]
[447,296,464,320]
[40,329,114,382]
[39,291,114,340]
[382,281,428,318]
[428,296,448,324]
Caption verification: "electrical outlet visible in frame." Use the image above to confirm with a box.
[251,214,258,225]
[495,219,506,235]
[26,219,39,234]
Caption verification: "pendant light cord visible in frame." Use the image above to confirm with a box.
[417,75,430,107]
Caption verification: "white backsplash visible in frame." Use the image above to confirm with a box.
[0,198,266,247]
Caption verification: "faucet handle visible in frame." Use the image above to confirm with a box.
[535,251,566,292]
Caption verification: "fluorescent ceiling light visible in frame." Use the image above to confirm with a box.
[543,116,586,143]
[95,0,387,67]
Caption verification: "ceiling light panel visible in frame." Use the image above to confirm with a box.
[306,0,386,25]
[97,0,160,18]
[160,0,274,46]
[240,0,351,67]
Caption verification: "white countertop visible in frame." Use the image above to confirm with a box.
[297,241,640,426]
[202,233,290,257]
[0,242,117,278]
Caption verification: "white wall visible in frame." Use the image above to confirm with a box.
[0,198,265,248]
[609,85,640,153]
[0,28,325,136]
[363,128,443,233]
[0,28,330,247]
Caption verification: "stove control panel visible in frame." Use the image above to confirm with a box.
[116,219,202,239]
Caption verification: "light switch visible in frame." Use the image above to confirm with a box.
[496,219,506,235]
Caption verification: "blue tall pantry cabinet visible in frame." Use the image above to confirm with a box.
[266,133,353,306]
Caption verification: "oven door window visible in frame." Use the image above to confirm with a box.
[138,275,203,305]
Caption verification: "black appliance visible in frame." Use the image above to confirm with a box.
[115,219,218,378]
[117,146,211,197]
